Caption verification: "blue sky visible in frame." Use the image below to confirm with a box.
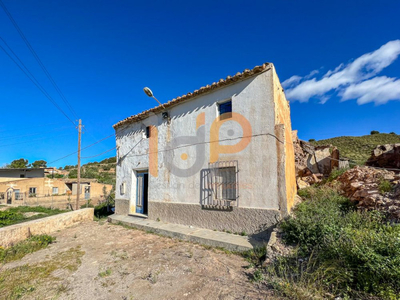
[0,0,399,167]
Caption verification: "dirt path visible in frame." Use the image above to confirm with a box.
[2,221,272,299]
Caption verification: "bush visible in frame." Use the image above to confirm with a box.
[308,139,316,142]
[274,186,400,299]
[0,211,24,227]
[94,201,113,219]
[378,179,392,194]
[371,130,380,135]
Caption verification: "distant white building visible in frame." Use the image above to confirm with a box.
[113,63,296,235]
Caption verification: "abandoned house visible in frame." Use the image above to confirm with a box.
[113,63,296,234]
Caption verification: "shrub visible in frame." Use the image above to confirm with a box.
[378,179,392,194]
[274,186,400,299]
[0,211,23,227]
[94,201,113,219]
[371,130,380,135]
[309,139,316,142]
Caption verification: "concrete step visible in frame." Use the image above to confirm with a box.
[108,214,265,252]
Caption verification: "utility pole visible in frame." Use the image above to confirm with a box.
[76,119,82,210]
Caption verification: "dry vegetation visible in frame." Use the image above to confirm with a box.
[311,133,400,165]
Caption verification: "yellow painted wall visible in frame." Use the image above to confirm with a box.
[272,66,297,212]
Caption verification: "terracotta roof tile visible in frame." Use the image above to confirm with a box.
[113,62,271,129]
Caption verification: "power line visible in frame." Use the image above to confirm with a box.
[0,0,79,121]
[0,126,73,141]
[48,133,115,165]
[122,132,283,159]
[59,162,117,172]
[0,132,75,147]
[81,146,117,159]
[0,39,76,127]
[0,121,71,133]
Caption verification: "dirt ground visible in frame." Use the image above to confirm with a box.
[1,220,272,300]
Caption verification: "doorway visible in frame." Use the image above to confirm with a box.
[6,189,13,204]
[136,171,148,215]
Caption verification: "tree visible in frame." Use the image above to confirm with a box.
[32,160,47,168]
[9,158,30,168]
[370,130,380,135]
[309,139,316,142]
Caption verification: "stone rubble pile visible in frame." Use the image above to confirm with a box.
[337,166,400,218]
[292,130,349,189]
[366,144,400,169]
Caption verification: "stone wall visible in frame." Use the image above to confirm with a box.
[0,208,94,248]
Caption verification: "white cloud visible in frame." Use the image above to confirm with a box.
[341,76,400,105]
[282,75,302,89]
[284,40,400,104]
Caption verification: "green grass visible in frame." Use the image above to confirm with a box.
[265,185,400,299]
[0,206,67,228]
[311,133,400,165]
[0,246,84,299]
[98,268,112,278]
[0,235,55,263]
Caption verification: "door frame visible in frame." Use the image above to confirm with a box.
[129,169,149,216]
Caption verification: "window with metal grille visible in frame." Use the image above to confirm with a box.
[52,187,59,195]
[204,161,239,208]
[214,167,236,200]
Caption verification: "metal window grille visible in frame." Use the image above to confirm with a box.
[204,160,239,208]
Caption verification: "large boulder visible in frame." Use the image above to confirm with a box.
[366,144,400,169]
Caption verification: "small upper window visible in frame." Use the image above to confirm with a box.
[145,126,151,138]
[218,100,232,117]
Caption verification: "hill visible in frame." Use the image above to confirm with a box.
[61,157,116,185]
[311,133,400,165]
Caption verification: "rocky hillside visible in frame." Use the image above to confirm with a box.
[311,133,400,165]
[61,157,116,185]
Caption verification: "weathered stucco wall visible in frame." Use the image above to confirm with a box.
[272,66,297,212]
[114,66,296,231]
[149,201,280,235]
[0,208,94,247]
[115,69,280,211]
[0,178,68,196]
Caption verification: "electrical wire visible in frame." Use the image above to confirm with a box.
[81,146,117,159]
[0,132,75,147]
[0,126,73,141]
[121,132,283,159]
[0,0,79,121]
[0,40,76,127]
[47,133,116,165]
